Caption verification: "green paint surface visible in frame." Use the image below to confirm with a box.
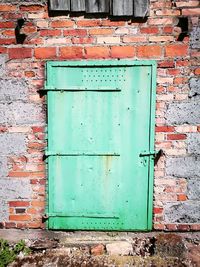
[46,60,156,231]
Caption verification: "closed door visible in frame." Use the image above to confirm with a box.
[45,60,156,231]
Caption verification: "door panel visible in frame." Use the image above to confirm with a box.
[46,61,156,231]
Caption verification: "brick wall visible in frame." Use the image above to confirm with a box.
[0,0,199,230]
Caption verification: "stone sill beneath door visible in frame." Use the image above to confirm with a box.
[0,229,199,245]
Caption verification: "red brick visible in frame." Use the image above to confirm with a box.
[177,194,187,201]
[177,224,190,231]
[8,48,32,59]
[158,61,175,68]
[154,207,163,214]
[72,37,95,44]
[30,179,46,185]
[85,46,110,59]
[166,224,177,231]
[9,215,31,221]
[2,29,15,36]
[0,47,7,54]
[35,47,56,59]
[149,18,174,25]
[5,222,16,228]
[27,208,37,214]
[9,201,30,207]
[111,46,135,58]
[156,10,180,16]
[140,27,159,34]
[76,20,101,27]
[190,224,200,231]
[165,44,188,57]
[28,142,45,149]
[63,29,87,36]
[163,27,173,34]
[137,46,162,58]
[154,223,165,230]
[0,5,16,11]
[20,5,45,11]
[60,47,83,59]
[88,28,114,35]
[9,171,44,177]
[0,126,8,132]
[176,1,199,7]
[25,71,35,77]
[0,21,15,28]
[182,8,200,15]
[40,29,61,36]
[156,126,175,132]
[31,201,44,207]
[174,77,188,84]
[194,68,200,75]
[167,69,181,75]
[167,134,186,140]
[22,26,37,34]
[28,222,43,228]
[0,38,15,45]
[176,60,190,67]
[3,13,22,19]
[50,20,74,28]
[32,126,44,133]
[101,20,125,26]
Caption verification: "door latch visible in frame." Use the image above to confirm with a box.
[139,149,164,166]
[139,151,157,158]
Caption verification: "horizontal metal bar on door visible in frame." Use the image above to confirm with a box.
[45,152,120,157]
[44,87,121,91]
[44,213,119,219]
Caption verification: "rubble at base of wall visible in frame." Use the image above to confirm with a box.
[2,230,199,267]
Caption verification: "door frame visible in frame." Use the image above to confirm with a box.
[44,60,157,231]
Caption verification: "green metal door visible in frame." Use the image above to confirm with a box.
[45,60,156,231]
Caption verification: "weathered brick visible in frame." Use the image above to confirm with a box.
[140,27,159,34]
[50,20,74,28]
[110,46,135,58]
[63,29,87,36]
[182,8,200,15]
[76,19,101,27]
[0,21,15,28]
[34,47,56,59]
[156,126,174,133]
[137,46,162,58]
[9,215,31,221]
[148,18,174,25]
[60,47,83,59]
[40,29,62,36]
[165,44,188,57]
[89,28,114,35]
[8,48,32,59]
[9,201,30,207]
[0,4,16,11]
[72,37,95,44]
[167,134,186,140]
[19,5,45,12]
[85,46,110,59]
